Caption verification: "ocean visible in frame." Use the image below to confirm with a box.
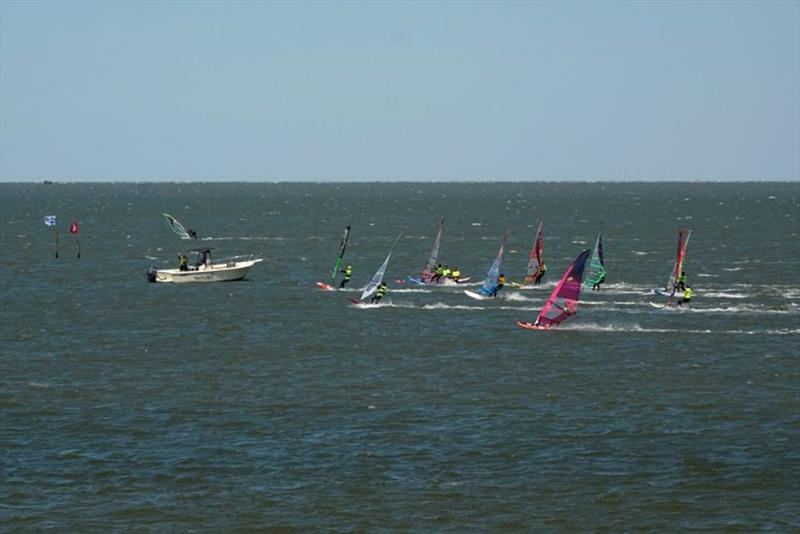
[1,181,798,530]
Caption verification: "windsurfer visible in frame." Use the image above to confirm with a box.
[534,264,547,285]
[675,271,687,291]
[593,270,606,291]
[677,286,693,306]
[492,274,506,297]
[371,282,388,304]
[340,264,353,288]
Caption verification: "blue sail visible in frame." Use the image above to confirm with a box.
[478,230,509,296]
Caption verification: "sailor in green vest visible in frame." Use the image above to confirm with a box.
[442,266,452,279]
[371,281,388,304]
[178,253,188,271]
[432,263,444,283]
[339,264,353,289]
[592,269,606,291]
[677,286,693,306]
[676,271,688,291]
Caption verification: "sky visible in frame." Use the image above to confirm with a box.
[1,0,798,182]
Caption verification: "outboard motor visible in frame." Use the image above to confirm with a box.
[146,266,158,283]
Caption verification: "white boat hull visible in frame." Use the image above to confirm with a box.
[152,259,263,283]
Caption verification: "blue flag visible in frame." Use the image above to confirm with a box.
[44,215,57,227]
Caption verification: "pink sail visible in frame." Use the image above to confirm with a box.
[534,249,591,328]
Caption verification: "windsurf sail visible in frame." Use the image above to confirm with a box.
[534,249,591,328]
[478,230,510,296]
[360,234,403,301]
[522,218,544,284]
[163,213,191,239]
[420,218,444,283]
[583,231,606,288]
[665,229,691,293]
[329,225,351,284]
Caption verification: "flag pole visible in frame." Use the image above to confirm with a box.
[76,236,81,258]
[55,226,59,258]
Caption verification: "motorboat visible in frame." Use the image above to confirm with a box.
[147,248,262,283]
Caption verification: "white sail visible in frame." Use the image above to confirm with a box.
[361,234,403,301]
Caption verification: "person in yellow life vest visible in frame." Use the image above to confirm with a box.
[371,281,388,304]
[677,286,693,306]
[534,264,547,285]
[178,253,188,271]
[432,264,444,283]
[450,267,461,281]
[676,271,688,291]
[442,266,452,280]
[340,264,353,289]
[492,274,506,297]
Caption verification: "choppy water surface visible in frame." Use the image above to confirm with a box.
[1,182,798,530]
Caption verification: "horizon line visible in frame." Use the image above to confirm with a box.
[2,178,798,185]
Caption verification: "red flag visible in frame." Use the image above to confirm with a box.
[69,222,79,234]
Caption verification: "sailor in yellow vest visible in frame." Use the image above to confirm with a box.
[677,286,693,306]
[178,253,188,271]
[676,271,688,291]
[450,266,461,281]
[371,281,388,304]
[340,264,353,289]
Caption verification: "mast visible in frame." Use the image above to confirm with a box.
[330,225,351,284]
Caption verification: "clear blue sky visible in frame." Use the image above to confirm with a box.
[1,0,798,181]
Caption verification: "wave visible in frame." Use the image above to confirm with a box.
[557,323,800,335]
[201,236,286,241]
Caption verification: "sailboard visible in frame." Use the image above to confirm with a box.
[163,213,195,239]
[582,231,606,289]
[522,218,544,285]
[517,249,591,330]
[317,225,351,290]
[465,230,509,299]
[653,229,692,298]
[356,233,403,303]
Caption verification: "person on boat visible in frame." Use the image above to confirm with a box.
[676,271,688,291]
[450,266,461,281]
[534,264,547,285]
[340,264,353,289]
[432,264,444,283]
[187,228,198,239]
[677,286,694,306]
[592,270,606,291]
[442,266,452,280]
[492,274,506,297]
[178,253,188,271]
[371,282,388,304]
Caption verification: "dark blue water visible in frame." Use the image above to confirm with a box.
[1,182,798,530]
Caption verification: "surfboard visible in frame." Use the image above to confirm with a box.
[316,281,335,291]
[516,320,548,330]
[464,289,491,300]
